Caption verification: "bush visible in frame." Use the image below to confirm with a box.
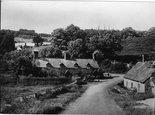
[41,106,64,114]
[20,77,71,86]
[125,107,153,115]
[110,62,128,73]
[133,90,154,101]
[100,59,111,69]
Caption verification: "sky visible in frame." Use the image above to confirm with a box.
[1,1,155,34]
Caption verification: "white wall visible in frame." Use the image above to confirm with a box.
[124,78,145,93]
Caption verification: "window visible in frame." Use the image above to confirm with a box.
[74,63,80,69]
[131,82,133,88]
[87,63,91,69]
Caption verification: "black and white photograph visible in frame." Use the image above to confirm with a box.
[0,0,155,114]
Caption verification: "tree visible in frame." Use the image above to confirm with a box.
[51,28,68,50]
[51,24,87,50]
[39,47,62,58]
[121,27,136,39]
[15,56,32,75]
[87,30,122,58]
[33,35,43,46]
[0,31,15,54]
[68,39,88,58]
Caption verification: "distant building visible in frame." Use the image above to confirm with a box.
[32,50,99,76]
[124,61,155,93]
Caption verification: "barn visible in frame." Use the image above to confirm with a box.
[32,49,99,76]
[124,61,155,93]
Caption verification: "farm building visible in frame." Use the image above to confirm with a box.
[124,61,155,93]
[32,49,99,76]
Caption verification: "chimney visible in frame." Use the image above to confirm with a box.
[33,49,39,60]
[63,51,70,60]
[92,50,99,60]
[142,54,145,63]
[92,53,96,60]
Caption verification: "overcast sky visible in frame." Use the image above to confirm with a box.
[1,1,155,34]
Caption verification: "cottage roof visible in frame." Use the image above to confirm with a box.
[35,58,99,69]
[124,61,155,83]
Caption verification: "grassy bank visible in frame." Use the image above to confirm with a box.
[1,82,88,114]
[108,81,154,115]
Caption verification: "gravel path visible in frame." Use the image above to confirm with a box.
[61,74,125,115]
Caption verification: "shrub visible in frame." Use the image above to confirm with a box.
[110,62,128,73]
[125,107,153,115]
[41,106,64,114]
[133,90,154,101]
[100,59,111,69]
[20,77,71,86]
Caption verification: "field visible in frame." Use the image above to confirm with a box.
[14,37,33,43]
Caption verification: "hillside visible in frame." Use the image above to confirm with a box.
[118,35,155,56]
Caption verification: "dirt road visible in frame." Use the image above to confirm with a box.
[61,74,125,115]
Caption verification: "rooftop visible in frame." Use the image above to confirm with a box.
[124,61,155,83]
[35,58,99,69]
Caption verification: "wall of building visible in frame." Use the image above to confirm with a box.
[124,78,145,93]
[144,78,151,92]
[44,67,93,76]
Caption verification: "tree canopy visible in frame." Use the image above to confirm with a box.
[33,35,43,46]
[0,30,15,54]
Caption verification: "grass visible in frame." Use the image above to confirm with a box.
[1,81,88,114]
[108,81,154,115]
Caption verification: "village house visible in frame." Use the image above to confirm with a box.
[32,49,99,76]
[124,61,155,93]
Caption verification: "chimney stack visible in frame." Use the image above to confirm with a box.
[92,50,100,60]
[142,54,145,63]
[33,49,39,60]
[63,51,70,60]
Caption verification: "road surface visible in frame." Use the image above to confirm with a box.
[61,74,125,115]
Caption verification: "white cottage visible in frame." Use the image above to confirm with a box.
[124,61,155,93]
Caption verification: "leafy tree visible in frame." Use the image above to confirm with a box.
[51,24,86,50]
[121,27,137,39]
[51,28,68,50]
[68,39,88,58]
[3,49,33,72]
[39,46,62,58]
[33,35,43,46]
[0,30,15,54]
[15,56,32,75]
[86,30,122,58]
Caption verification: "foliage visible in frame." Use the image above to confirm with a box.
[1,50,34,77]
[51,24,123,60]
[39,46,62,58]
[110,83,153,115]
[100,59,129,73]
[14,29,37,38]
[51,24,86,50]
[110,62,128,73]
[33,35,43,46]
[68,39,88,58]
[20,77,71,86]
[15,56,33,75]
[100,59,111,69]
[0,30,15,54]
[120,35,155,56]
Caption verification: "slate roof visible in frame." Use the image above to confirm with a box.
[35,58,99,69]
[124,61,155,83]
